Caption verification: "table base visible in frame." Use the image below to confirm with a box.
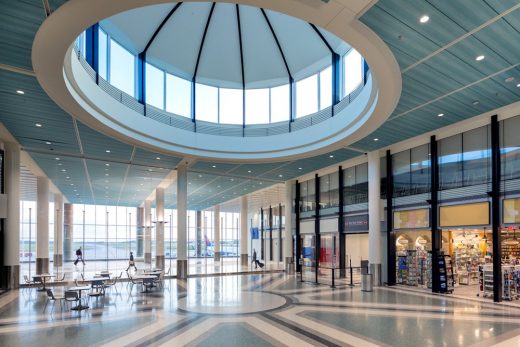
[71,304,89,311]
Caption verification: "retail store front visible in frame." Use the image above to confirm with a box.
[439,202,492,298]
[394,208,431,289]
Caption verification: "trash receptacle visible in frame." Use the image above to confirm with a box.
[361,273,373,292]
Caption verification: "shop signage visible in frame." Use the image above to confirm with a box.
[503,198,520,224]
[344,214,368,233]
[440,202,489,227]
[394,208,429,229]
[250,227,259,239]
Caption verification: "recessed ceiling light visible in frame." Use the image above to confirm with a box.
[247,170,251,173]
[16,90,24,95]
[472,100,480,105]
[148,169,153,172]
[419,15,429,23]
[55,157,60,161]
[105,163,110,167]
[105,150,111,153]
[105,173,109,176]
[505,77,515,83]
[374,138,379,141]
[475,55,485,61]
[66,176,70,179]
[61,169,66,172]
[298,167,302,170]
[437,113,444,117]
[45,141,51,145]
[35,123,42,127]
[156,157,160,160]
[57,163,62,166]
[212,165,216,168]
[516,83,520,88]
[70,183,74,186]
[329,155,334,158]
[279,174,283,178]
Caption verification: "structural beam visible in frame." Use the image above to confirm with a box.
[491,115,502,302]
[386,150,395,286]
[430,136,440,293]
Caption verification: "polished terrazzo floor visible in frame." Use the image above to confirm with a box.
[1,273,520,346]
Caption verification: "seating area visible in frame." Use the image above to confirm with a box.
[30,268,168,314]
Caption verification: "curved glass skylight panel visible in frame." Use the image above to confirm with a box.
[98,28,108,80]
[270,84,290,123]
[245,88,269,124]
[166,73,191,117]
[195,83,218,123]
[109,39,135,97]
[296,74,318,118]
[145,63,164,109]
[319,66,332,109]
[344,49,363,96]
[219,88,243,125]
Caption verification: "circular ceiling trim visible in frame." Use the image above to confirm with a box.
[32,0,402,163]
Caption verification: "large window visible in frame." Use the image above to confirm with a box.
[245,88,269,124]
[319,66,332,109]
[109,39,135,97]
[502,115,520,181]
[343,163,368,205]
[195,83,218,123]
[219,88,243,125]
[320,172,339,213]
[296,74,318,118]
[145,63,164,109]
[166,73,191,117]
[270,84,290,123]
[344,49,363,96]
[98,28,108,80]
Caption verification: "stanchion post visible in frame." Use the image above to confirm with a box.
[349,259,354,287]
[332,268,335,288]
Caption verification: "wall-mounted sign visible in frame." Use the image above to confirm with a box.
[344,214,369,233]
[440,202,489,227]
[504,198,520,224]
[250,227,259,239]
[394,208,429,229]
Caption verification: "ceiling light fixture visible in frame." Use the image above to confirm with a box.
[45,141,51,145]
[105,150,111,153]
[374,138,379,141]
[329,155,334,158]
[298,167,302,170]
[16,90,25,95]
[212,165,216,168]
[419,15,429,23]
[55,157,60,160]
[472,100,480,105]
[437,113,444,117]
[517,83,520,88]
[475,55,485,61]
[156,157,160,160]
[35,123,42,127]
[105,163,110,166]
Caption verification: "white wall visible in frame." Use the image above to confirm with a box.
[346,234,369,267]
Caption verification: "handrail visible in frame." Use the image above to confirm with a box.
[74,46,371,137]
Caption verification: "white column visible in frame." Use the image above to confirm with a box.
[240,195,248,266]
[368,151,382,285]
[284,180,295,273]
[177,163,188,278]
[4,142,20,288]
[155,187,165,269]
[53,193,64,267]
[213,205,220,261]
[36,176,50,274]
[144,200,151,264]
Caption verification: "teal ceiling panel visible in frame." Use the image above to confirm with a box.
[474,17,520,64]
[132,148,182,169]
[77,122,134,160]
[0,0,44,69]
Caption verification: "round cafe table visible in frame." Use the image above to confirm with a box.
[33,274,55,292]
[66,286,91,310]
[134,275,157,293]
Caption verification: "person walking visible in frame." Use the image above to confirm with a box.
[126,251,137,272]
[74,246,85,266]
[252,248,260,269]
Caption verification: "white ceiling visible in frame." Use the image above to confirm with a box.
[100,2,350,89]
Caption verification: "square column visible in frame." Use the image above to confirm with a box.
[213,205,221,261]
[144,200,152,264]
[63,203,73,262]
[284,181,295,274]
[155,187,165,270]
[53,194,64,267]
[368,151,382,286]
[2,142,20,289]
[176,163,188,279]
[36,176,50,274]
[240,196,248,266]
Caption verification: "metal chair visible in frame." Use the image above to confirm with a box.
[64,290,80,309]
[44,289,65,312]
[53,273,66,283]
